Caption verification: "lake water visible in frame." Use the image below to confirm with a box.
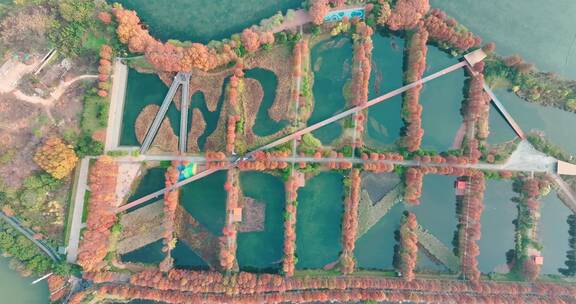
[112,0,301,44]
[431,0,576,80]
[0,257,48,304]
[488,89,576,155]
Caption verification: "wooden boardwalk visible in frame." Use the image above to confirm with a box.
[483,83,525,139]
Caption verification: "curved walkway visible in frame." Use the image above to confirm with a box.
[13,74,98,106]
[0,211,60,261]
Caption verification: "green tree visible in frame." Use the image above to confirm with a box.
[57,0,95,24]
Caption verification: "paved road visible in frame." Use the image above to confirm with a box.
[180,73,191,153]
[66,157,91,263]
[0,212,60,261]
[105,59,129,152]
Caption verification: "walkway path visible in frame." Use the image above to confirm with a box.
[105,59,129,152]
[66,157,91,263]
[140,72,190,153]
[483,83,525,139]
[13,74,98,106]
[0,211,60,261]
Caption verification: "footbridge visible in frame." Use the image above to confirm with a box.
[117,57,472,213]
[483,83,525,139]
[140,72,191,154]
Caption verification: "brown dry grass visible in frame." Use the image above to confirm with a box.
[187,108,206,153]
[159,68,234,111]
[135,104,178,152]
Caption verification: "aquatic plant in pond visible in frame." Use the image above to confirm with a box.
[366,34,404,148]
[308,38,352,145]
[355,203,405,270]
[296,172,343,269]
[236,172,285,271]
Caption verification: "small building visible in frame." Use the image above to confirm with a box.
[454,180,467,196]
[231,208,243,223]
[532,255,544,265]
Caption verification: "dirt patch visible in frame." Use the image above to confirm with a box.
[135,104,178,153]
[245,45,293,122]
[115,163,143,206]
[0,94,46,188]
[187,108,206,153]
[52,83,84,128]
[238,197,265,232]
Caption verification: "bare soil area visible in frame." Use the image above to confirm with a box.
[0,94,45,188]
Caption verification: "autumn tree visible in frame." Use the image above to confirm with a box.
[424,9,481,51]
[241,28,261,53]
[77,156,118,272]
[397,212,418,281]
[401,26,428,152]
[309,0,330,25]
[341,169,361,274]
[386,0,430,31]
[33,137,78,179]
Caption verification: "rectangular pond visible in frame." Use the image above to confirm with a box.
[236,172,285,272]
[295,172,343,269]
